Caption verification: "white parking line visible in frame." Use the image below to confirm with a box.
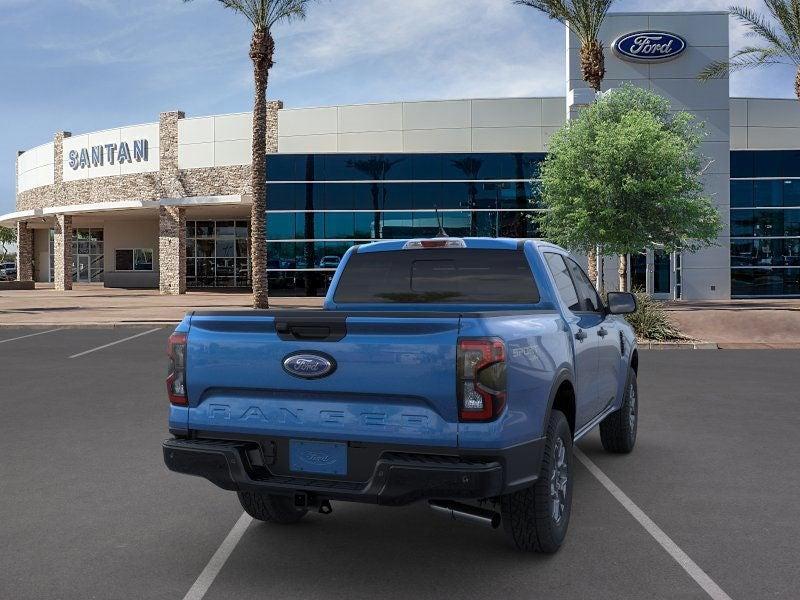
[0,329,63,344]
[183,512,253,600]
[68,328,162,359]
[575,448,733,600]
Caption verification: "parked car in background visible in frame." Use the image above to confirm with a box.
[163,238,639,553]
[319,256,341,269]
[1,262,16,281]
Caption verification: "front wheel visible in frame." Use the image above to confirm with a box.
[599,369,638,454]
[500,409,573,553]
[237,491,308,524]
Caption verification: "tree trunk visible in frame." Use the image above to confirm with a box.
[579,40,604,289]
[304,157,317,297]
[597,251,605,295]
[469,184,478,236]
[618,254,627,292]
[249,29,274,309]
[587,247,598,289]
[371,183,381,240]
[796,67,800,102]
[580,40,605,92]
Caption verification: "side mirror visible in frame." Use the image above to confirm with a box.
[607,292,637,315]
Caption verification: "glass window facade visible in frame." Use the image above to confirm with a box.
[186,220,251,288]
[114,248,153,272]
[68,228,104,283]
[264,153,545,293]
[47,228,106,283]
[731,151,800,296]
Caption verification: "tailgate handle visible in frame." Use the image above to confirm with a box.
[275,318,347,342]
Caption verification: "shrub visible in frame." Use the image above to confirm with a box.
[624,290,689,341]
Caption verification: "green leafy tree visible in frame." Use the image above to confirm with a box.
[515,0,616,284]
[699,2,800,100]
[0,226,15,263]
[184,0,315,308]
[536,84,722,291]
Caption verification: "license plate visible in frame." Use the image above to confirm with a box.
[289,440,347,476]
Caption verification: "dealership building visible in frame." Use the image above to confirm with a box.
[3,10,800,299]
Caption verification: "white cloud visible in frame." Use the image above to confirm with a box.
[263,0,796,105]
[19,0,795,104]
[266,0,566,102]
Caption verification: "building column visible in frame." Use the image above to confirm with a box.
[265,100,283,154]
[16,221,34,282]
[645,249,655,297]
[53,214,73,291]
[159,205,185,295]
[159,111,186,200]
[157,111,187,295]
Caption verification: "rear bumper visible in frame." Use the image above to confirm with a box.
[162,436,545,506]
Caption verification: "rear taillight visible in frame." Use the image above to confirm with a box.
[167,332,188,406]
[457,338,507,421]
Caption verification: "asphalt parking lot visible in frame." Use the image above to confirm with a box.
[1,327,798,600]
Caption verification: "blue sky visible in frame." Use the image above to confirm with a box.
[1,0,797,215]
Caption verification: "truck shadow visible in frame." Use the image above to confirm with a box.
[201,464,663,600]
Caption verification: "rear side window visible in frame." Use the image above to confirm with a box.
[564,258,602,312]
[544,253,581,312]
[544,252,603,313]
[333,249,539,304]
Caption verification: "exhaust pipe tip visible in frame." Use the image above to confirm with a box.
[429,500,501,529]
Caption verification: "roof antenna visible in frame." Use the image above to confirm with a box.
[434,206,449,238]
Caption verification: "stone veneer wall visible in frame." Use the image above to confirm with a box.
[53,214,73,291]
[16,102,283,212]
[158,206,186,295]
[160,111,186,199]
[181,165,251,197]
[15,102,282,293]
[265,101,280,155]
[16,222,33,281]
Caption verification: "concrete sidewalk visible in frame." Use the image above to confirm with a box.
[0,284,323,327]
[2,285,799,348]
[664,299,800,348]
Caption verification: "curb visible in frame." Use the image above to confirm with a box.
[638,341,719,350]
[717,342,800,350]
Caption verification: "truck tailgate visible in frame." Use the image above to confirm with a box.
[185,312,460,446]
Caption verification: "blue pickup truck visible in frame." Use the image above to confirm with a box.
[163,237,639,553]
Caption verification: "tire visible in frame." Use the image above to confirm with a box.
[237,491,308,524]
[500,410,573,553]
[599,369,638,454]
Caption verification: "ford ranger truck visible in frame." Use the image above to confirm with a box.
[163,238,639,553]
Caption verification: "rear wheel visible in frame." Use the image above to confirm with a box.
[500,409,573,553]
[237,491,308,524]
[599,369,638,454]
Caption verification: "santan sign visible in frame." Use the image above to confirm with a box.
[68,139,149,170]
[613,31,687,62]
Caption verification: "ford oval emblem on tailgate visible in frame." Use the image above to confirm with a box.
[282,352,336,379]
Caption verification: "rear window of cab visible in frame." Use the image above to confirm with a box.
[333,248,540,304]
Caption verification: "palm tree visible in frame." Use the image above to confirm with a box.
[515,0,615,92]
[699,2,800,101]
[451,157,483,236]
[515,0,615,289]
[184,0,314,309]
[347,157,404,239]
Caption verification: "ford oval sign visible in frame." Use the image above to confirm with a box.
[282,352,336,379]
[613,31,686,63]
